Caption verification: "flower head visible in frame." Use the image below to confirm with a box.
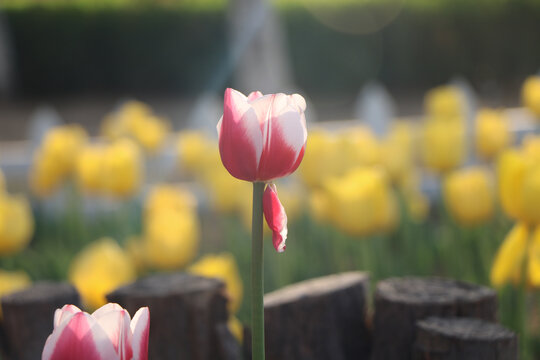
[42,303,149,360]
[217,89,307,182]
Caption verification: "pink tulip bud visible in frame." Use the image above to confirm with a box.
[42,303,150,360]
[217,88,307,182]
[263,183,288,253]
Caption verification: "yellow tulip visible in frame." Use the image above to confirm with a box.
[102,101,170,152]
[205,164,251,214]
[0,270,31,318]
[399,172,430,223]
[130,115,170,153]
[497,149,529,220]
[75,144,106,193]
[102,139,143,198]
[0,194,34,256]
[521,135,540,163]
[30,124,88,196]
[143,209,199,270]
[522,76,540,117]
[443,167,494,226]
[299,127,381,189]
[69,238,136,310]
[299,129,341,188]
[424,85,465,119]
[491,223,529,287]
[189,253,243,314]
[177,131,216,177]
[519,166,540,225]
[475,109,512,160]
[380,122,415,182]
[338,127,381,168]
[324,167,398,237]
[421,118,465,173]
[145,184,197,215]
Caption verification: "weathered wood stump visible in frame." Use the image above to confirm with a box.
[1,282,80,360]
[106,272,241,360]
[372,277,497,360]
[264,272,370,360]
[414,317,518,360]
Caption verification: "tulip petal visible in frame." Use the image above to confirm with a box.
[218,88,263,181]
[130,307,150,360]
[54,304,82,329]
[251,93,307,180]
[490,222,529,287]
[247,91,264,101]
[42,312,119,360]
[93,304,133,360]
[263,184,288,252]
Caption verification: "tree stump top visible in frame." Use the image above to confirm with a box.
[376,277,495,305]
[2,282,78,305]
[417,317,516,342]
[108,272,225,298]
[264,272,369,308]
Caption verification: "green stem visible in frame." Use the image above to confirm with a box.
[251,182,265,360]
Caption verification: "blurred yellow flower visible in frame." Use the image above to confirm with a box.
[69,237,136,310]
[424,85,465,119]
[189,253,243,314]
[102,101,170,152]
[421,118,465,173]
[0,194,34,256]
[522,76,540,117]
[519,165,540,225]
[0,269,31,318]
[143,208,199,270]
[323,167,398,237]
[228,316,244,344]
[299,127,381,189]
[521,135,540,163]
[380,122,416,182]
[497,149,529,220]
[145,184,197,215]
[443,167,495,226]
[399,171,430,223]
[491,223,528,287]
[475,109,512,160]
[75,144,106,193]
[102,138,143,198]
[177,130,217,177]
[29,124,88,196]
[299,129,340,188]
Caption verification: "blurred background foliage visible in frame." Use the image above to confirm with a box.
[1,0,540,96]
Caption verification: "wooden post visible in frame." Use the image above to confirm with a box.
[372,277,497,360]
[106,272,241,360]
[414,317,518,360]
[264,272,370,360]
[1,282,80,360]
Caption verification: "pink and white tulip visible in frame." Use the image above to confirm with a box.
[217,88,308,252]
[217,88,307,182]
[42,303,150,360]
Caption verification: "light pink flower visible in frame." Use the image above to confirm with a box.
[42,303,150,360]
[217,88,308,253]
[217,88,307,182]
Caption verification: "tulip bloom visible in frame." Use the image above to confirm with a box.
[217,88,307,251]
[42,303,150,360]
